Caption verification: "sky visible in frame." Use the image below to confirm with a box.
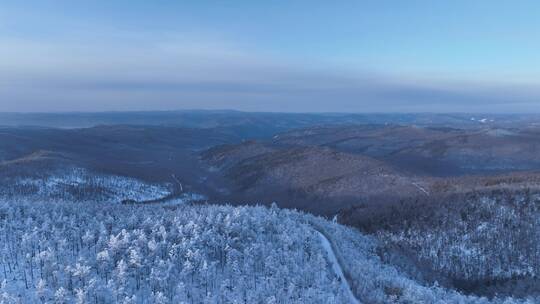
[1,0,540,113]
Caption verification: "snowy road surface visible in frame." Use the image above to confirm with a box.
[412,182,430,196]
[316,230,361,304]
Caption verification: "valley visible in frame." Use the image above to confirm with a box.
[4,1,539,302]
[2,111,540,302]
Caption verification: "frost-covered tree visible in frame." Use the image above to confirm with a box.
[0,199,533,303]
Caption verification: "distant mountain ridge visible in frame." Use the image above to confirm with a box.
[3,111,540,130]
[3,112,540,300]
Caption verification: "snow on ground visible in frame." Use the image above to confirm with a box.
[0,202,354,303]
[0,199,534,303]
[316,230,361,304]
[0,168,172,204]
[412,182,430,196]
[156,193,207,206]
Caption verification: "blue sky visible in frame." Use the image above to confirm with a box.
[1,0,540,112]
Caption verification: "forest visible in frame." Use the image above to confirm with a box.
[0,199,537,303]
[375,189,540,298]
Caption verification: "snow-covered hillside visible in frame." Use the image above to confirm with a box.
[0,201,532,303]
[0,168,171,204]
[376,190,540,299]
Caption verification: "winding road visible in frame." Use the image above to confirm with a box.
[315,230,361,304]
